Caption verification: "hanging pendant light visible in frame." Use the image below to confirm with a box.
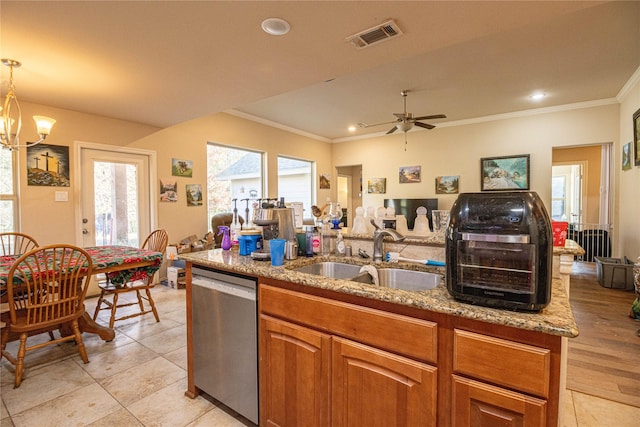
[1,58,56,151]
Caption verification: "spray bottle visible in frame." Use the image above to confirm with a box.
[218,226,231,251]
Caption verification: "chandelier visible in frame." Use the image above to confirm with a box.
[1,58,56,151]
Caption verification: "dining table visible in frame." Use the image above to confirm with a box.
[0,245,164,342]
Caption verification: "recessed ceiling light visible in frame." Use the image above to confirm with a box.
[348,125,357,132]
[261,18,290,36]
[529,92,546,101]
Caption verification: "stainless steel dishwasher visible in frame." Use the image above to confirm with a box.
[191,266,258,424]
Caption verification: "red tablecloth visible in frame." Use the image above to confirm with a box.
[0,245,163,288]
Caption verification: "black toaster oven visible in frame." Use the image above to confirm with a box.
[445,191,552,311]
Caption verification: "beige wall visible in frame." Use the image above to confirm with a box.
[333,104,619,212]
[16,92,639,260]
[618,77,640,259]
[16,102,160,245]
[552,145,602,224]
[128,112,332,244]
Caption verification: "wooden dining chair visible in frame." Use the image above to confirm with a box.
[0,232,48,339]
[0,244,93,388]
[93,229,168,328]
[0,232,39,256]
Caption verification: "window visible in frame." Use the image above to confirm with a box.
[277,155,314,218]
[207,144,264,225]
[0,149,17,232]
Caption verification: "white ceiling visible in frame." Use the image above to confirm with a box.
[2,1,639,142]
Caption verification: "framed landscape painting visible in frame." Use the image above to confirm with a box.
[435,175,459,194]
[481,154,530,191]
[367,178,386,194]
[399,165,421,183]
[172,158,193,177]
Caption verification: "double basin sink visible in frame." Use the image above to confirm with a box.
[290,261,442,292]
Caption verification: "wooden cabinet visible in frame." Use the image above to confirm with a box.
[254,282,562,427]
[259,284,438,427]
[450,328,558,427]
[452,375,547,427]
[332,337,437,427]
[259,315,331,427]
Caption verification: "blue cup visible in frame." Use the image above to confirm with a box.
[269,239,286,266]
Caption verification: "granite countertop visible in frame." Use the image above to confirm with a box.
[553,239,585,256]
[179,249,579,338]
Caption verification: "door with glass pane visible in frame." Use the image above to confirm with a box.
[80,148,151,248]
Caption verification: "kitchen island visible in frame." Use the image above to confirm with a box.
[179,249,578,427]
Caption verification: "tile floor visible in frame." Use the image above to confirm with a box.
[2,282,639,426]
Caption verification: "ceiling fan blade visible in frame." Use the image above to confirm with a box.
[359,120,399,128]
[414,122,436,130]
[413,114,447,121]
[386,126,398,134]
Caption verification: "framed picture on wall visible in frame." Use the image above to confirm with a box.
[435,175,459,194]
[633,107,640,166]
[186,184,203,206]
[26,143,70,186]
[480,154,530,191]
[172,158,193,177]
[320,173,331,189]
[399,165,421,183]
[367,178,386,194]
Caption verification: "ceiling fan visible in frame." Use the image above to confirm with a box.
[358,90,446,135]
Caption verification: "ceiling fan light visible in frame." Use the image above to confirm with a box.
[397,121,413,132]
[33,115,56,138]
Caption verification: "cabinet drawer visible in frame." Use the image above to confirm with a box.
[260,284,438,364]
[453,329,550,397]
[451,375,547,427]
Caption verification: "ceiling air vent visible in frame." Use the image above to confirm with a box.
[346,19,403,49]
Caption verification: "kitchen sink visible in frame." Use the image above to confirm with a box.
[292,262,364,280]
[377,268,442,291]
[291,261,442,292]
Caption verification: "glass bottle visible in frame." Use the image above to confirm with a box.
[305,226,314,257]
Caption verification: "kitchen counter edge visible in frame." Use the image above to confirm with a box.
[179,249,578,338]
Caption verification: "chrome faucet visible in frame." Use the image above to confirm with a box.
[371,219,405,263]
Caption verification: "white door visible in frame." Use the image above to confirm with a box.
[79,147,152,248]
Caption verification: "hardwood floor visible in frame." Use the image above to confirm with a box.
[567,261,640,408]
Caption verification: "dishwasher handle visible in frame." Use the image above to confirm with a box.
[192,276,256,301]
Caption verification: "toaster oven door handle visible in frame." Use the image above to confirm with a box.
[460,233,530,244]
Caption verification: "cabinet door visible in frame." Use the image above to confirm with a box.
[332,337,437,427]
[452,375,547,427]
[259,315,331,427]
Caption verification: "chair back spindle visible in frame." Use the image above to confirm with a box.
[0,232,39,256]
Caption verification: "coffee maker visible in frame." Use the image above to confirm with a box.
[252,206,297,259]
